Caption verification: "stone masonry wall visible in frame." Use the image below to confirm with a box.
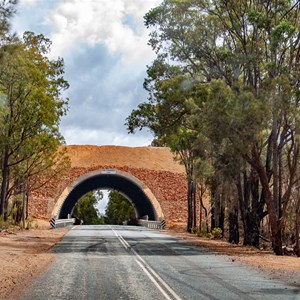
[28,165,189,224]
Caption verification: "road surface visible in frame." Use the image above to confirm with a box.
[21,225,299,300]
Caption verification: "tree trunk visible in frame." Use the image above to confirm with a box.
[214,192,221,228]
[192,181,197,228]
[244,210,259,247]
[228,208,239,244]
[237,166,261,248]
[199,199,202,231]
[193,182,197,227]
[255,156,283,255]
[22,181,28,229]
[236,172,246,239]
[250,168,260,248]
[210,180,218,230]
[198,184,208,232]
[296,196,300,257]
[271,120,280,217]
[219,205,225,236]
[211,207,215,230]
[187,179,193,232]
[22,192,27,228]
[0,155,9,220]
[15,200,23,224]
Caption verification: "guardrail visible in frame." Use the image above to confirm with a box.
[50,218,166,229]
[137,219,166,229]
[50,218,76,228]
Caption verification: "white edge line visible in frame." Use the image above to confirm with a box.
[112,228,182,300]
[130,246,182,300]
[135,257,173,300]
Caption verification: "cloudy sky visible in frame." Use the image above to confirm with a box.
[12,0,161,146]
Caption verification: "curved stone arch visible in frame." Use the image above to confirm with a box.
[51,169,164,221]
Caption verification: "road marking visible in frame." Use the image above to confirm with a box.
[111,227,182,300]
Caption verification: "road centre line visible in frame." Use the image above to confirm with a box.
[111,227,182,300]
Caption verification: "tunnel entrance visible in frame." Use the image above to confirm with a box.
[55,169,163,221]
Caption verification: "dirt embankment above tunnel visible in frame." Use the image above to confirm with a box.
[64,145,185,173]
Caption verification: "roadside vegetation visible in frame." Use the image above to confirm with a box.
[126,0,300,256]
[0,1,70,229]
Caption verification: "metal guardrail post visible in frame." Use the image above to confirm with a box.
[50,218,56,228]
[137,219,166,229]
[49,218,76,228]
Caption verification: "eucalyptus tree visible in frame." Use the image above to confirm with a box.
[0,0,17,42]
[0,32,69,222]
[127,61,206,231]
[128,0,300,254]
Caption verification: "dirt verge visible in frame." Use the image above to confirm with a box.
[167,222,300,289]
[0,222,68,300]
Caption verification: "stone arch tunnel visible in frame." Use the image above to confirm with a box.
[57,169,162,221]
[28,145,190,224]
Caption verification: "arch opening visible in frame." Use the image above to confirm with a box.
[56,169,163,221]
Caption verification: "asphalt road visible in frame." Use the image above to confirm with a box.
[20,225,299,300]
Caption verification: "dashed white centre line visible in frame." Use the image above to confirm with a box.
[111,227,182,300]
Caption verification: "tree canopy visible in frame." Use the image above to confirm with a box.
[126,0,300,255]
[0,2,70,227]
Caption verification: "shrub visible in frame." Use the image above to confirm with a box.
[211,227,223,239]
[0,216,4,230]
[196,228,207,237]
[191,226,198,234]
[206,232,213,239]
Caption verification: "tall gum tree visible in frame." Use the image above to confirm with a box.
[128,0,300,254]
[126,66,204,231]
[0,32,69,221]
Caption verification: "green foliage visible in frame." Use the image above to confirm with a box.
[247,10,271,29]
[26,217,34,229]
[127,0,300,254]
[196,228,207,238]
[105,191,135,225]
[73,192,104,225]
[191,226,197,234]
[211,227,223,239]
[270,20,296,51]
[0,31,69,220]
[0,216,4,229]
[0,0,17,41]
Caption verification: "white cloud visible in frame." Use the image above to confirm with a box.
[46,0,161,64]
[62,127,153,147]
[12,0,160,147]
[20,0,38,5]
